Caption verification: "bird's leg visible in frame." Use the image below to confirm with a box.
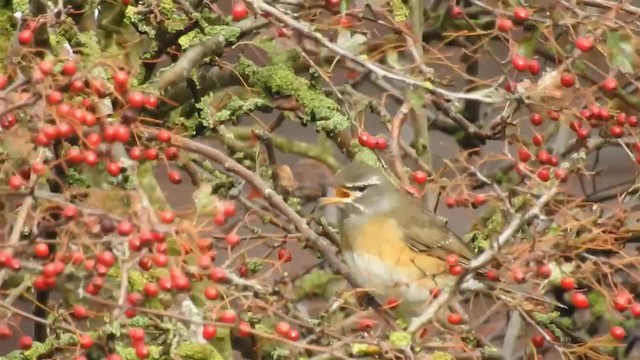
[357,291,399,330]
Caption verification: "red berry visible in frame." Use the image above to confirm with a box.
[204,286,220,300]
[113,70,129,87]
[135,344,150,359]
[411,170,428,184]
[575,37,594,52]
[72,305,90,319]
[62,205,79,220]
[531,334,545,348]
[449,265,463,276]
[61,61,78,76]
[513,7,529,22]
[530,113,543,126]
[38,61,53,75]
[275,322,291,337]
[449,6,464,19]
[225,233,241,248]
[276,27,290,38]
[69,78,85,93]
[117,220,134,236]
[128,327,145,342]
[144,148,159,160]
[576,127,590,139]
[536,167,550,182]
[560,72,575,88]
[518,147,532,162]
[610,326,626,341]
[287,328,300,341]
[114,124,131,142]
[203,324,217,340]
[210,267,227,282]
[18,335,33,350]
[374,137,388,149]
[277,248,292,263]
[167,170,182,184]
[0,325,12,339]
[357,318,377,331]
[537,264,552,278]
[18,29,33,45]
[528,59,541,75]
[496,18,513,32]
[144,282,159,297]
[326,0,340,7]
[629,116,638,127]
[97,250,116,267]
[571,292,590,309]
[127,91,145,109]
[158,210,175,224]
[129,146,143,160]
[511,55,528,72]
[106,162,122,177]
[609,125,624,138]
[630,303,640,317]
[127,292,144,306]
[532,134,543,146]
[47,91,64,105]
[218,310,237,324]
[78,334,94,349]
[144,95,158,109]
[446,254,459,266]
[34,242,50,258]
[601,77,618,93]
[231,2,249,21]
[548,110,560,120]
[613,291,632,312]
[8,175,25,190]
[447,313,463,325]
[554,168,568,182]
[445,196,456,208]
[511,269,526,283]
[222,201,236,217]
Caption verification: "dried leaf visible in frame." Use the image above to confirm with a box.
[277,165,297,191]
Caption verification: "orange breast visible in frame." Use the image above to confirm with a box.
[343,215,452,301]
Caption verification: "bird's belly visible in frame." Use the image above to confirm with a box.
[343,251,431,304]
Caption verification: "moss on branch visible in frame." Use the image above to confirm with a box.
[235,57,350,134]
[228,127,341,171]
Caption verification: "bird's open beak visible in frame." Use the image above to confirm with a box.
[319,187,352,205]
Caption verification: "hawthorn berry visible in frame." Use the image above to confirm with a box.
[447,313,463,325]
[203,324,217,340]
[231,3,249,21]
[575,37,594,52]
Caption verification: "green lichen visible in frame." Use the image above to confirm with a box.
[533,311,560,325]
[11,0,28,13]
[235,57,350,134]
[433,352,454,360]
[0,9,16,72]
[175,342,223,360]
[67,168,92,188]
[208,97,270,126]
[350,140,380,167]
[124,6,156,37]
[389,331,411,347]
[295,269,341,299]
[389,0,409,21]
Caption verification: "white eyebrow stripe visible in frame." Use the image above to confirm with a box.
[343,178,382,187]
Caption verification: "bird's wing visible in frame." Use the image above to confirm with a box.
[394,202,476,264]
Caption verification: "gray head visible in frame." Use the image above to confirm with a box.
[319,162,398,216]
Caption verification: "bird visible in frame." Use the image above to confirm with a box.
[319,161,486,317]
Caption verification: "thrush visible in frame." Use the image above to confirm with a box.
[320,162,488,316]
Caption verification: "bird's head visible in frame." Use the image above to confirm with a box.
[319,162,397,216]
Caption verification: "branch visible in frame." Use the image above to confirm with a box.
[247,0,498,104]
[406,187,559,332]
[159,130,356,287]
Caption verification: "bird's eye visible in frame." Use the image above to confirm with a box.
[353,185,368,192]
